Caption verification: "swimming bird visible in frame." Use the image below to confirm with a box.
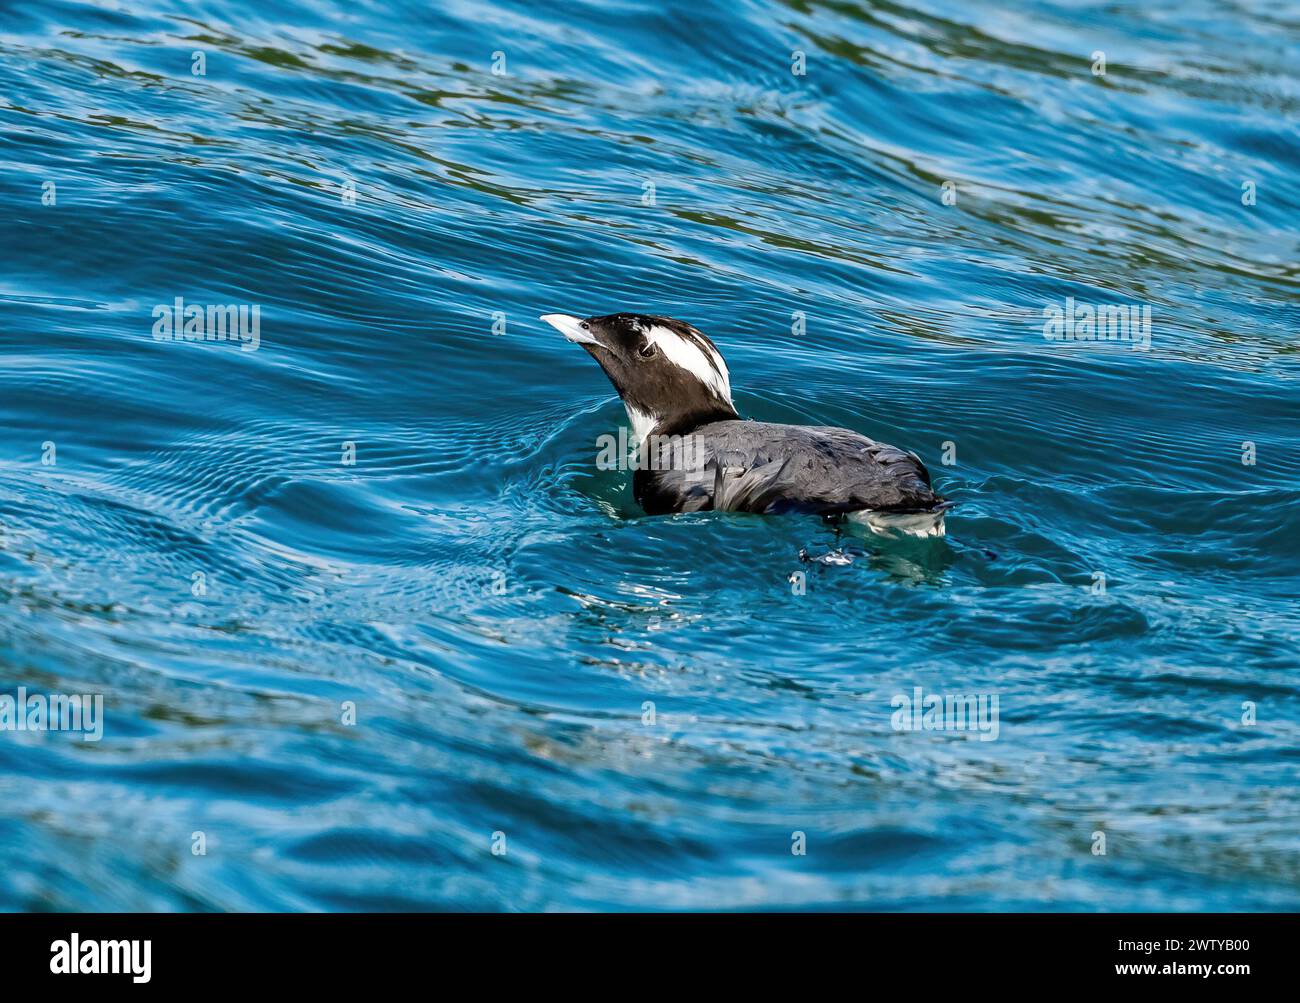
[540,312,952,537]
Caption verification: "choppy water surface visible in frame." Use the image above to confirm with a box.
[1,0,1298,910]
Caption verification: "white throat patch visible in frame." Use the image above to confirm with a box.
[645,324,733,406]
[624,402,658,445]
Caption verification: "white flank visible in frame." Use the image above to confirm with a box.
[849,509,947,539]
[645,324,732,405]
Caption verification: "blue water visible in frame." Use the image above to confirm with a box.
[2,0,1298,912]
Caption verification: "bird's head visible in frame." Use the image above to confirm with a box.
[541,312,738,442]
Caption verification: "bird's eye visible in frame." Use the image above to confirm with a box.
[581,321,590,330]
[638,341,657,359]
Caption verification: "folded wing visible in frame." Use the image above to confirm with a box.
[633,420,944,516]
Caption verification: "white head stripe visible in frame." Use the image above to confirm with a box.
[646,325,732,404]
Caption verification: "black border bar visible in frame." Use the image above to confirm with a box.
[0,912,1287,988]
